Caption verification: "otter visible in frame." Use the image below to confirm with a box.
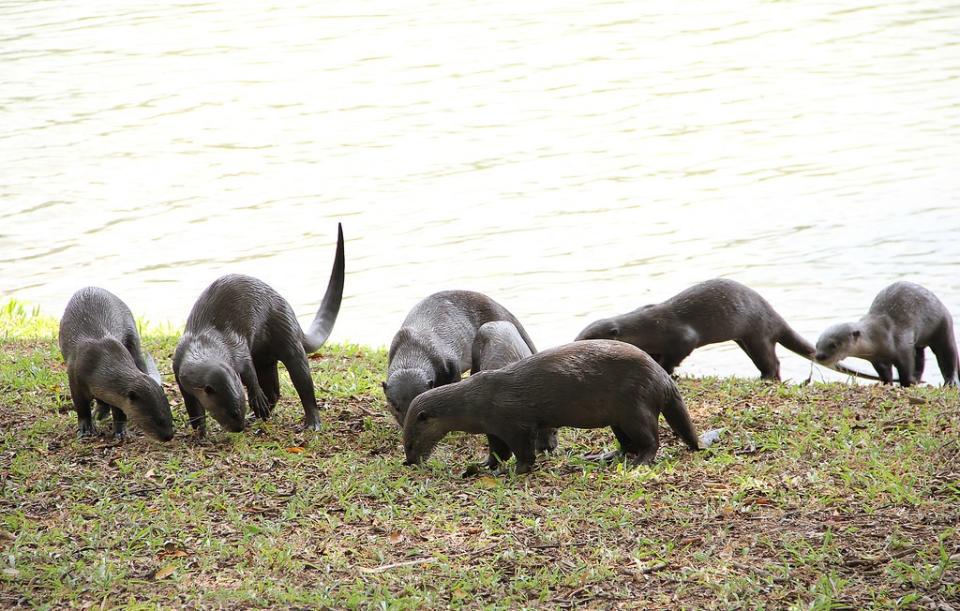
[403,339,700,474]
[58,287,174,441]
[470,321,557,467]
[815,281,958,387]
[173,223,344,434]
[382,290,538,426]
[576,278,884,381]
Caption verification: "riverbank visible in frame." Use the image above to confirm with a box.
[1,324,958,608]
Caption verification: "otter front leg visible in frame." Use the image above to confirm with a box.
[180,386,207,436]
[502,430,537,474]
[485,434,512,469]
[871,361,894,385]
[892,355,915,388]
[107,405,129,441]
[238,360,271,421]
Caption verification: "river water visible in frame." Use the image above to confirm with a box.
[2,1,959,382]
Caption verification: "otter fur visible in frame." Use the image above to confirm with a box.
[403,340,700,474]
[58,287,174,441]
[816,281,958,386]
[174,224,345,434]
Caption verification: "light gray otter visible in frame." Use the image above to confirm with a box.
[58,287,174,441]
[403,339,700,474]
[173,223,344,434]
[382,290,539,429]
[815,281,959,387]
[575,278,884,382]
[470,321,557,467]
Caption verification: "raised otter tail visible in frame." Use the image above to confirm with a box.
[302,223,346,354]
[661,385,700,451]
[778,325,889,382]
[145,353,162,384]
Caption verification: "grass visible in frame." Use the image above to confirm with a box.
[0,304,958,609]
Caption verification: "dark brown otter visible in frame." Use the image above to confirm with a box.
[382,290,537,428]
[403,339,700,474]
[816,281,958,387]
[576,278,884,381]
[173,223,344,434]
[470,321,557,467]
[58,287,174,441]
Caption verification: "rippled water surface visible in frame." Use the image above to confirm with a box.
[2,0,959,381]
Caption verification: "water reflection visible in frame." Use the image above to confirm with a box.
[1,0,958,383]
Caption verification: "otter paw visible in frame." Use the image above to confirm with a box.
[250,392,272,420]
[113,427,129,442]
[77,420,97,438]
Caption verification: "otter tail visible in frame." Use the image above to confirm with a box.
[777,324,888,382]
[145,353,162,384]
[661,385,700,451]
[302,223,346,354]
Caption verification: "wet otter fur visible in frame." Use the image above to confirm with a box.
[816,281,959,387]
[58,287,174,441]
[174,224,345,434]
[404,340,700,474]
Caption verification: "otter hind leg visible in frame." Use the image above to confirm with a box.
[739,338,781,381]
[929,333,959,386]
[69,376,96,438]
[614,408,660,466]
[282,353,321,431]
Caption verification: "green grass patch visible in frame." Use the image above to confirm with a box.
[1,310,958,608]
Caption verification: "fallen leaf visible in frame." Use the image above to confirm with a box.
[387,531,403,544]
[476,476,499,489]
[152,565,176,580]
[144,469,155,479]
[285,446,305,454]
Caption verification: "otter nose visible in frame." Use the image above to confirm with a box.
[815,352,827,362]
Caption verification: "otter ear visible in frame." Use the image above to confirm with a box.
[381,381,388,392]
[609,326,620,337]
[417,411,430,422]
[203,385,216,395]
[127,390,139,402]
[851,330,861,339]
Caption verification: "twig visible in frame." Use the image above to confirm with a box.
[358,556,437,574]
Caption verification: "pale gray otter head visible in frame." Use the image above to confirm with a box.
[382,368,433,426]
[121,375,174,442]
[815,323,862,365]
[402,390,453,466]
[180,360,246,432]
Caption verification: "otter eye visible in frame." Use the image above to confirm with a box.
[417,411,430,422]
[426,379,435,389]
[204,385,216,395]
[128,391,139,401]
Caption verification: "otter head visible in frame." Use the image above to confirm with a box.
[121,375,175,442]
[402,391,451,466]
[382,368,433,426]
[815,323,862,365]
[181,361,247,432]
[575,318,622,342]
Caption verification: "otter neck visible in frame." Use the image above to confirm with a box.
[443,378,489,435]
[852,315,894,358]
[80,338,143,407]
